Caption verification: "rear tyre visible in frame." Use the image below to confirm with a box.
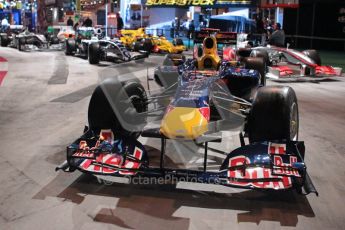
[302,49,321,66]
[247,86,299,143]
[65,39,76,55]
[88,43,100,64]
[88,80,148,139]
[250,49,269,67]
[244,57,266,86]
[17,37,25,51]
[236,48,252,61]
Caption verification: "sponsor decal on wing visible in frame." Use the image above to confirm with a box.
[226,143,303,189]
[269,143,300,177]
[227,155,293,189]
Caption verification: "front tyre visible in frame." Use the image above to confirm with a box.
[65,39,76,55]
[133,41,141,51]
[17,37,25,51]
[0,35,9,47]
[88,43,100,64]
[88,80,148,139]
[247,86,299,143]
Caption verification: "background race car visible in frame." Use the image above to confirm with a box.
[65,27,149,64]
[235,37,342,81]
[1,25,62,51]
[151,37,185,54]
[119,28,186,54]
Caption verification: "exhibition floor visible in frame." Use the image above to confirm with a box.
[0,48,344,229]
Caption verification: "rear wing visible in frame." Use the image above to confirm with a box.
[194,30,237,45]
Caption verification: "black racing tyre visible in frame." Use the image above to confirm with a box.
[250,49,269,67]
[247,86,299,143]
[237,48,252,59]
[88,43,100,64]
[65,39,76,55]
[244,57,266,86]
[302,49,321,66]
[142,38,153,53]
[174,38,184,46]
[133,41,141,51]
[88,80,148,138]
[50,36,59,45]
[17,37,25,51]
[0,35,8,47]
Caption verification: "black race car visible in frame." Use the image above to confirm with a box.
[0,25,60,51]
[65,27,149,64]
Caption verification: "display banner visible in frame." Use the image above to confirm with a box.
[145,0,253,7]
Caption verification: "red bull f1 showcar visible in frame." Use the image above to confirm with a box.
[56,33,318,196]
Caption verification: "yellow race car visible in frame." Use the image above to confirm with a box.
[119,28,153,52]
[119,28,185,54]
[119,28,147,47]
[151,36,185,54]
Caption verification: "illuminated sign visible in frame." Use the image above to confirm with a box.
[146,0,251,7]
[146,0,214,6]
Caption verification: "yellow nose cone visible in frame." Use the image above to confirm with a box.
[160,107,208,140]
